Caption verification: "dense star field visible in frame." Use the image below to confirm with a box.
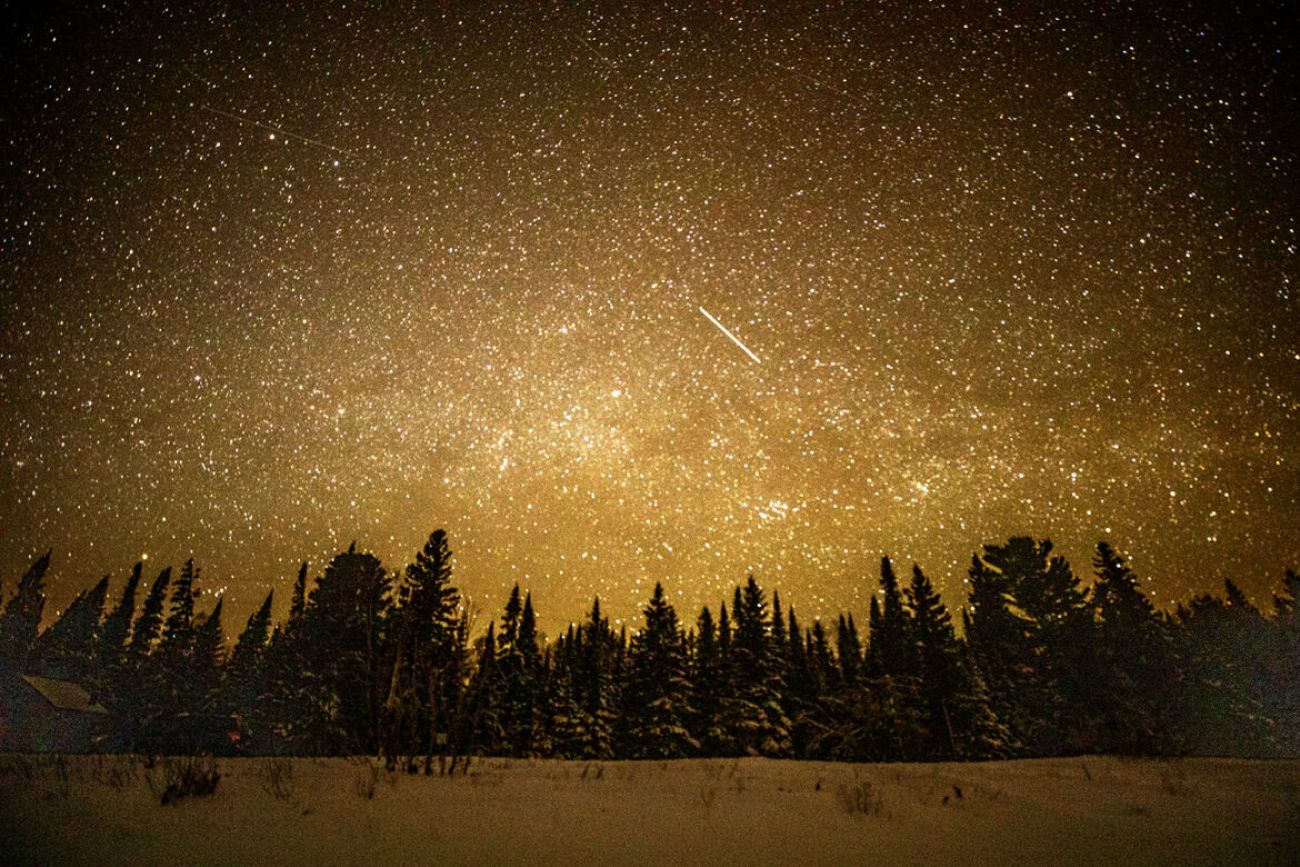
[1,2,1296,632]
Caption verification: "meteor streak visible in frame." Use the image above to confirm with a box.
[200,105,358,156]
[699,306,762,364]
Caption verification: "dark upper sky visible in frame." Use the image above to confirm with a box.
[2,1,1296,634]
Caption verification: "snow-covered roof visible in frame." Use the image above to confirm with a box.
[20,674,108,715]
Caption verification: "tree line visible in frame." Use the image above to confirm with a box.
[1,532,1296,765]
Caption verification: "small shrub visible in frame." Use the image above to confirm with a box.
[149,755,221,805]
[352,757,381,799]
[89,754,139,790]
[836,778,884,816]
[261,756,294,800]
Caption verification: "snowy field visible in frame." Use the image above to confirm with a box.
[2,754,1297,865]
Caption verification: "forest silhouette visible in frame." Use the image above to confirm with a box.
[1,532,1296,766]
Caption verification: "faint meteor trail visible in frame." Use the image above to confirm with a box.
[573,32,620,71]
[699,306,762,364]
[200,105,358,156]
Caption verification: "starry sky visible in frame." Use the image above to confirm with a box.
[2,1,1296,635]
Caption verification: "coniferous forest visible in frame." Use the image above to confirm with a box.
[1,531,1297,766]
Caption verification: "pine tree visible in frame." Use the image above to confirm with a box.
[905,563,1007,757]
[33,575,109,680]
[497,586,542,756]
[542,650,584,758]
[866,556,912,678]
[691,605,727,753]
[162,558,200,653]
[0,551,51,671]
[783,605,820,758]
[965,538,1090,754]
[229,591,274,678]
[289,561,309,625]
[1173,579,1275,756]
[100,562,142,655]
[810,619,836,690]
[624,583,698,758]
[837,613,862,684]
[1091,542,1175,753]
[225,591,274,752]
[387,529,462,770]
[95,563,143,706]
[132,567,172,652]
[832,559,926,761]
[299,544,393,754]
[575,597,618,759]
[1267,569,1300,756]
[462,622,504,758]
[193,599,226,692]
[721,576,791,757]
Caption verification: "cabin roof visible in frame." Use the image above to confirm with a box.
[20,674,109,715]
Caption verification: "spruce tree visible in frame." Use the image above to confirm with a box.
[132,567,172,652]
[225,591,273,752]
[300,544,393,754]
[1267,570,1300,756]
[162,558,200,653]
[33,575,109,680]
[390,530,462,769]
[692,605,727,753]
[965,538,1090,753]
[100,562,142,655]
[95,563,142,705]
[905,563,1007,757]
[289,561,309,625]
[625,583,698,758]
[721,576,791,757]
[0,550,51,671]
[1091,541,1175,753]
[837,613,862,684]
[497,586,542,756]
[866,556,912,678]
[575,597,617,758]
[229,591,274,677]
[193,599,226,692]
[542,650,584,758]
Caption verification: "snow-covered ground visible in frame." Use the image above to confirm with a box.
[2,754,1296,864]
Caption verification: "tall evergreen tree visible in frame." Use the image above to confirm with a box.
[1267,569,1300,756]
[100,562,142,654]
[300,544,393,754]
[721,576,791,757]
[575,597,618,758]
[193,599,226,692]
[225,591,274,752]
[905,564,1008,758]
[1172,580,1275,756]
[965,538,1090,753]
[229,591,274,678]
[162,558,200,653]
[132,567,172,652]
[289,561,309,625]
[497,586,542,756]
[1090,541,1176,753]
[624,583,698,757]
[0,551,51,671]
[692,605,727,752]
[837,613,862,685]
[866,556,912,678]
[387,529,462,770]
[33,575,109,680]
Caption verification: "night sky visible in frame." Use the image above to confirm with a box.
[2,2,1295,635]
